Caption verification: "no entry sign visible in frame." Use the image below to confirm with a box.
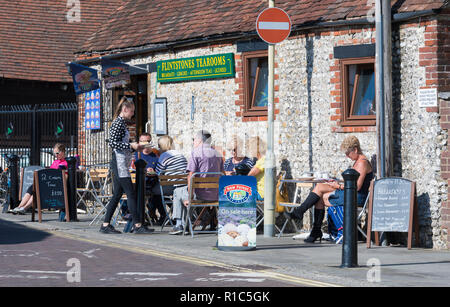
[256,7,291,44]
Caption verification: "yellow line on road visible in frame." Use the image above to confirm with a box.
[50,231,341,287]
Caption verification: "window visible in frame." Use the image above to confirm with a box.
[340,57,376,126]
[243,50,268,117]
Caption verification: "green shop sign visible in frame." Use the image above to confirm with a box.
[157,53,235,83]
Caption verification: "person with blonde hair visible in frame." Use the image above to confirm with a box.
[9,143,68,215]
[247,136,267,201]
[146,135,188,226]
[286,135,374,243]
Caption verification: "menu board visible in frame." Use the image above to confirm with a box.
[85,88,101,130]
[32,169,69,222]
[218,176,257,251]
[366,177,419,249]
[20,166,44,200]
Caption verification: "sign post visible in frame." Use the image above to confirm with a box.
[256,3,291,237]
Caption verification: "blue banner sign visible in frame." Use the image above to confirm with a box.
[85,88,101,130]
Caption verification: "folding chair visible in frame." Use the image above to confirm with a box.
[88,168,114,225]
[335,191,370,244]
[277,180,307,238]
[253,171,285,237]
[77,167,110,217]
[158,171,188,231]
[183,172,222,237]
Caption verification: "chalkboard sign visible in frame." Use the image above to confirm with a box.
[32,169,69,223]
[366,177,419,249]
[20,166,44,200]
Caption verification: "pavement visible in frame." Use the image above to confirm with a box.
[1,210,450,287]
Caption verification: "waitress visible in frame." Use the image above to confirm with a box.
[100,97,154,234]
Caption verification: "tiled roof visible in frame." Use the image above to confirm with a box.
[0,0,124,82]
[78,0,446,54]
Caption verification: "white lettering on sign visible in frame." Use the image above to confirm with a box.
[258,22,290,30]
[418,88,437,107]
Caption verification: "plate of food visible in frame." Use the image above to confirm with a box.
[298,176,314,181]
[139,141,153,148]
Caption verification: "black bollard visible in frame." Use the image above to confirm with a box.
[134,159,147,225]
[341,168,360,268]
[6,154,20,210]
[66,156,78,221]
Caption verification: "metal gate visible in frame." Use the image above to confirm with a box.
[0,103,78,170]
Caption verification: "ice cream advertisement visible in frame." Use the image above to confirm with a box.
[218,176,257,251]
[85,88,101,130]
[69,63,100,95]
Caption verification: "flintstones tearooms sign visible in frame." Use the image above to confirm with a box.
[156,53,235,83]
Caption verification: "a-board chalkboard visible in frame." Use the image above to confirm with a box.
[366,177,419,249]
[20,166,44,200]
[32,168,69,222]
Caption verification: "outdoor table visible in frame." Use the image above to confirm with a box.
[277,177,344,237]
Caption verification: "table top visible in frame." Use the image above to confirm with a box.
[281,178,343,184]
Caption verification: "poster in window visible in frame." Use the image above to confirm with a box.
[85,88,101,130]
[153,97,167,135]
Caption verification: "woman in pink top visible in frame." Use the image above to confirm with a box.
[8,143,68,215]
[50,143,68,170]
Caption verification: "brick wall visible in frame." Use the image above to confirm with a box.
[435,9,450,248]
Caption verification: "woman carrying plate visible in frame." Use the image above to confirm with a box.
[100,97,153,234]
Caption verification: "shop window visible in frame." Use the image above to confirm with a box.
[340,57,376,126]
[243,50,268,117]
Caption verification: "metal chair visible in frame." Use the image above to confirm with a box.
[158,171,188,231]
[335,191,370,244]
[86,168,113,225]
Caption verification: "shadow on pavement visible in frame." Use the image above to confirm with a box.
[0,218,51,245]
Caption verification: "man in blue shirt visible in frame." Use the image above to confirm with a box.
[133,133,159,171]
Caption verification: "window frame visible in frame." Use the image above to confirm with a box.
[242,50,268,117]
[339,57,376,126]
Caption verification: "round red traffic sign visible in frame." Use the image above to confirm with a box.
[256,7,291,44]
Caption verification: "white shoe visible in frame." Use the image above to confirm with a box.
[16,207,27,215]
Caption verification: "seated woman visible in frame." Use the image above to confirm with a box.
[224,136,255,176]
[150,135,187,225]
[9,143,68,215]
[246,136,266,201]
[286,136,373,243]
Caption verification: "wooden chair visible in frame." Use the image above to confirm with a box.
[158,171,188,230]
[183,172,222,237]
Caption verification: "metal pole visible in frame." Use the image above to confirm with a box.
[66,156,78,221]
[382,0,393,177]
[264,0,276,237]
[6,154,20,210]
[341,168,360,268]
[376,0,386,178]
[134,158,147,226]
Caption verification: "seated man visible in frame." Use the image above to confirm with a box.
[131,133,160,222]
[170,130,224,235]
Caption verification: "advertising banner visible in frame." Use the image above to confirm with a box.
[218,176,257,251]
[85,88,101,130]
[101,58,131,89]
[69,63,100,95]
